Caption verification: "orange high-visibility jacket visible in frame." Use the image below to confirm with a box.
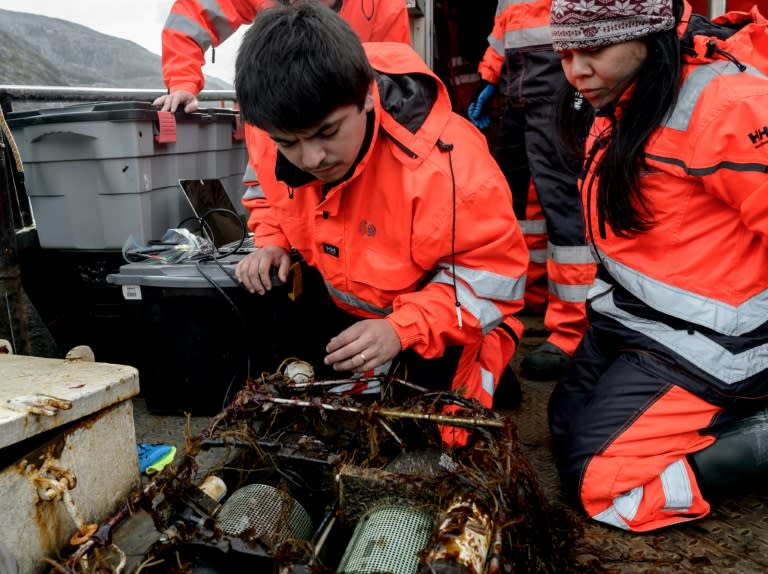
[477,0,551,85]
[161,0,411,95]
[583,6,768,399]
[246,42,528,370]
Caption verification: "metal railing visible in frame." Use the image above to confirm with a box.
[0,85,235,103]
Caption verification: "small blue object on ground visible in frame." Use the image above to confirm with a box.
[137,443,174,474]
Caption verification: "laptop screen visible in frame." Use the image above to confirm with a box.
[178,179,249,248]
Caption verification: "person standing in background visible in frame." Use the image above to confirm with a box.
[467,0,596,381]
[154,0,411,114]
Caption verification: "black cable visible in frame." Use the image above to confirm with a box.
[193,261,248,332]
[437,139,462,328]
[361,0,374,21]
[193,259,254,399]
[184,207,254,393]
[176,207,251,291]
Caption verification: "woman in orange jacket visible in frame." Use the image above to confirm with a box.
[232,2,529,440]
[549,0,768,531]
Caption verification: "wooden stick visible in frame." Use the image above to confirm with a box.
[264,397,505,428]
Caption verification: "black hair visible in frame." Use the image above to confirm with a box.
[235,1,374,133]
[556,0,685,238]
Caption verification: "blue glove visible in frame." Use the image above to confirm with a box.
[467,83,497,130]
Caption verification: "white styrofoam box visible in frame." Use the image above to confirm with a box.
[8,102,247,249]
[0,354,140,574]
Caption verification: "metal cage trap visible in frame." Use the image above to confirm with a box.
[57,358,581,574]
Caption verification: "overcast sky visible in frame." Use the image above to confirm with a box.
[0,1,245,84]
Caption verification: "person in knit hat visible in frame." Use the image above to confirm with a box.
[547,0,768,532]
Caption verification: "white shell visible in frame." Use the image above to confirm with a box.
[283,360,314,384]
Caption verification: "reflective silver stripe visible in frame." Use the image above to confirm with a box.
[481,367,494,399]
[548,243,595,265]
[590,278,768,384]
[450,279,505,335]
[597,248,768,336]
[497,0,532,10]
[613,485,642,522]
[548,279,590,303]
[663,61,767,131]
[528,248,546,264]
[660,459,693,512]
[435,264,525,302]
[593,460,694,528]
[502,25,552,49]
[164,13,214,51]
[593,485,642,529]
[519,218,547,235]
[242,163,258,185]
[325,283,392,316]
[433,269,508,334]
[588,277,612,300]
[496,0,530,10]
[547,245,592,297]
[242,183,265,200]
[432,265,525,332]
[327,264,523,332]
[488,34,504,58]
[199,0,236,44]
[593,505,630,530]
[164,1,236,50]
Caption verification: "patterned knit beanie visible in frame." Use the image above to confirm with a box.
[550,0,675,52]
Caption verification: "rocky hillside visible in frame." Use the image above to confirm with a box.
[0,8,230,90]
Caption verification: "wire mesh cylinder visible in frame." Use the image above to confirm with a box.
[337,504,433,574]
[215,483,314,544]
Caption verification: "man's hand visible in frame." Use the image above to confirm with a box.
[324,319,401,372]
[153,90,200,113]
[234,246,291,294]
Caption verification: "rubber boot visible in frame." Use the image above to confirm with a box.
[520,342,569,381]
[689,409,768,496]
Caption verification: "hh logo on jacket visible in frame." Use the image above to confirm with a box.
[322,220,376,258]
[323,243,340,258]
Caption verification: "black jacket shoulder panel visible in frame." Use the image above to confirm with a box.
[375,71,438,134]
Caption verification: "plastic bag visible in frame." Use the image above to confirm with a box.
[122,228,215,264]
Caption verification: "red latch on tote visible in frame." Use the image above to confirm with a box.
[154,111,177,143]
[233,114,245,141]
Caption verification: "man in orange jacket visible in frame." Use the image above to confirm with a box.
[233,2,529,441]
[468,0,596,381]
